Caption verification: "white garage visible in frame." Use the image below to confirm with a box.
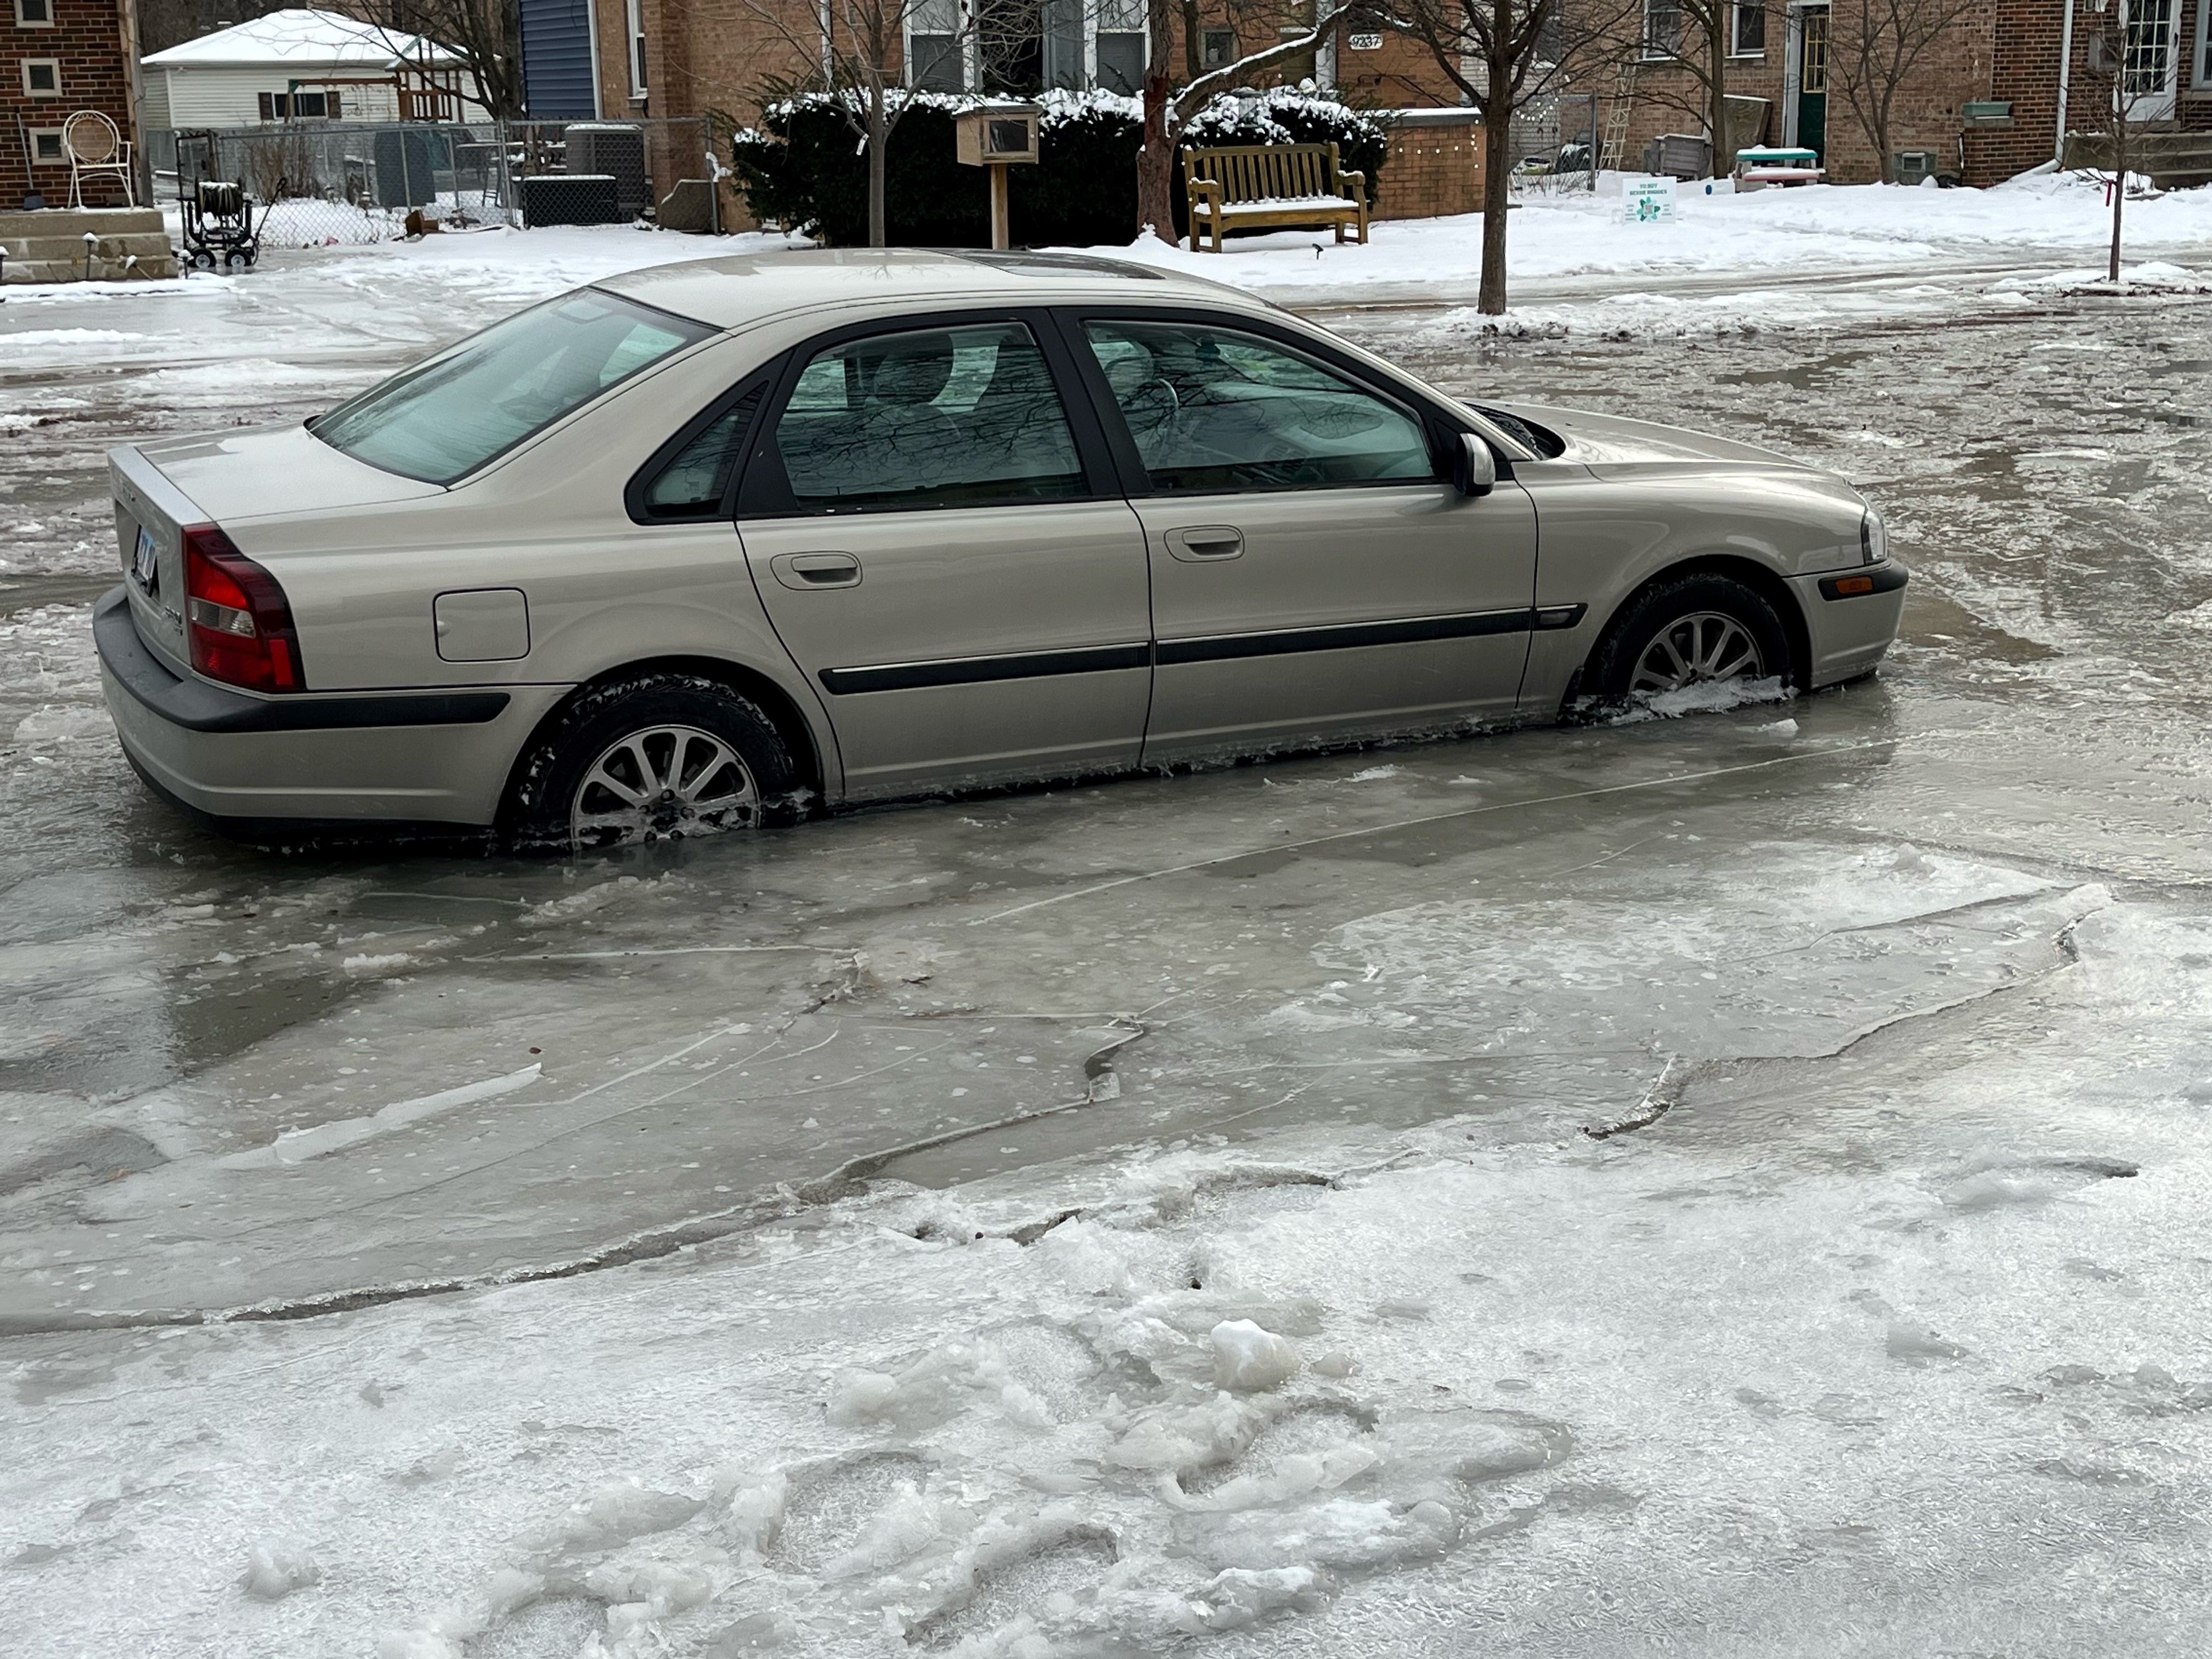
[140,8,490,128]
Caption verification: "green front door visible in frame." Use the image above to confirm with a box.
[1797,5,1829,163]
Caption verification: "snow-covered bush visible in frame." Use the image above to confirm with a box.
[727,83,1386,247]
[729,88,1141,247]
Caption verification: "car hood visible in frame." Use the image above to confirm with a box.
[134,422,443,523]
[1488,402,1813,472]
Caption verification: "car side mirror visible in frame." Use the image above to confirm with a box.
[1455,432,1497,498]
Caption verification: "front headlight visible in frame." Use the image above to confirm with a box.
[1861,506,1887,565]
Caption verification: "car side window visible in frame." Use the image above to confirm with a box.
[772,322,1085,514]
[1082,319,1437,494]
[640,385,766,520]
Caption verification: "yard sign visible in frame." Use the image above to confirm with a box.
[1623,177,1677,223]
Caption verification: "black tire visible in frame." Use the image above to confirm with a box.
[505,672,799,854]
[1584,572,1792,704]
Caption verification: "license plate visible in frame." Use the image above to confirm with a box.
[132,524,159,590]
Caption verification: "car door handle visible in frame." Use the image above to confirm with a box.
[770,552,862,590]
[1165,527,1243,562]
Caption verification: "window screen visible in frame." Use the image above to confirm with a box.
[1083,319,1436,494]
[772,323,1085,514]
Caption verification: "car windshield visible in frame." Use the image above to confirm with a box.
[312,291,713,484]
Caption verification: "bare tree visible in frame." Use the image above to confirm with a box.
[729,0,975,247]
[1826,0,1977,183]
[321,1,527,119]
[1135,0,1353,243]
[1628,0,1735,175]
[1389,0,1634,313]
[2078,8,2153,284]
[389,0,526,118]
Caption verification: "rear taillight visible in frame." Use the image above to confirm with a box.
[183,523,304,692]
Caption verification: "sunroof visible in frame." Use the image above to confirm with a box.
[947,249,1164,280]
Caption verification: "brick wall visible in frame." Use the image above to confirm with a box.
[1330,25,1462,108]
[3,0,136,207]
[1374,109,1484,218]
[1578,0,2206,190]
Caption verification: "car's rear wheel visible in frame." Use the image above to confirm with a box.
[1587,573,1791,704]
[506,673,797,853]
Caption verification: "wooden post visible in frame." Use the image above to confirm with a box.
[989,163,1010,250]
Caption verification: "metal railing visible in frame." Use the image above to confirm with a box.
[148,117,720,247]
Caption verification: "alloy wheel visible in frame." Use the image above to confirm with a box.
[569,724,759,849]
[1628,611,1767,695]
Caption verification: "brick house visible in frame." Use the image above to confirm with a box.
[1573,0,2210,186]
[570,0,2211,211]
[4,0,144,207]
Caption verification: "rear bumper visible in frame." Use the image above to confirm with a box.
[1792,562,1908,689]
[94,585,567,829]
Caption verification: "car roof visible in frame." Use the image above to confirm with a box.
[593,246,1261,329]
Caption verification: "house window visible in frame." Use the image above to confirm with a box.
[1731,2,1765,54]
[256,90,337,119]
[909,0,962,89]
[2199,0,2212,85]
[1800,7,1827,92]
[21,55,60,95]
[1641,0,1681,59]
[625,0,646,94]
[1203,27,1238,67]
[15,0,55,26]
[29,127,63,163]
[1096,0,1146,93]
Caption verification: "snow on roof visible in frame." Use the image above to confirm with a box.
[143,8,464,70]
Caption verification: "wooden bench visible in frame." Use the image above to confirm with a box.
[1181,141,1369,252]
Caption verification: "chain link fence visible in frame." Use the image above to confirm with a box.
[148,118,720,248]
[1510,94,1600,196]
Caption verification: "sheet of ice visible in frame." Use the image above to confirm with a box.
[3,898,2208,1657]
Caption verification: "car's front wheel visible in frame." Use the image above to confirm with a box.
[1586,573,1791,703]
[506,673,798,853]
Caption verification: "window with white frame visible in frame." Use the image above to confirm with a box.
[2197,0,2211,85]
[1096,0,1146,94]
[257,90,338,119]
[28,126,64,163]
[1731,1,1765,54]
[15,0,55,27]
[21,55,60,94]
[908,0,962,90]
[1641,0,1681,59]
[625,0,646,95]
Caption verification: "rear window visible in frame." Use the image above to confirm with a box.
[313,291,713,484]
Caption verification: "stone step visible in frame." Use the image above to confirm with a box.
[0,206,179,281]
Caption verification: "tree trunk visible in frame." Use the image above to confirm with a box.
[1137,0,1178,244]
[1476,28,1514,315]
[1182,0,1201,80]
[1707,10,1728,177]
[2109,134,2124,283]
[867,87,888,248]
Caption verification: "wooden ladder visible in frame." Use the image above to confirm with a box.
[1598,61,1636,172]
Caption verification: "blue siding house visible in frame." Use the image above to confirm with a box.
[517,0,600,119]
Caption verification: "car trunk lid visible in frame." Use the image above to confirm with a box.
[111,426,443,677]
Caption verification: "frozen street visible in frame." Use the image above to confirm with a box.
[4,209,2212,1656]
